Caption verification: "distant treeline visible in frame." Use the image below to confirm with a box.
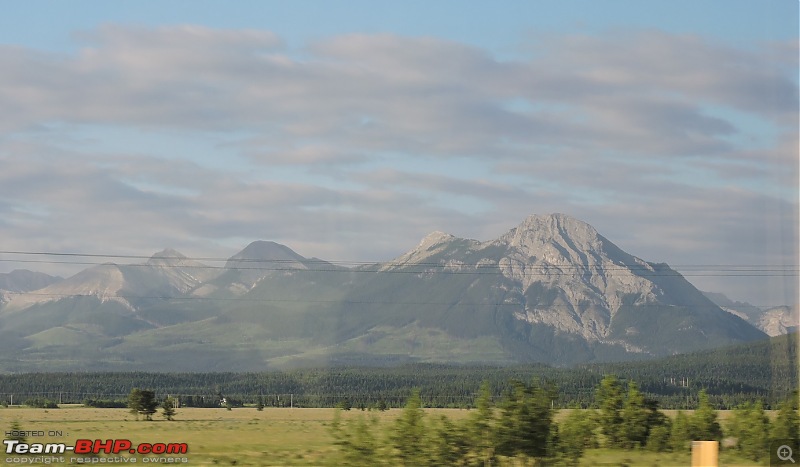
[0,333,795,410]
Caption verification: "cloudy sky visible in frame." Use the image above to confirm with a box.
[0,1,797,306]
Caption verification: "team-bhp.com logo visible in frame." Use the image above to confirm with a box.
[5,438,188,455]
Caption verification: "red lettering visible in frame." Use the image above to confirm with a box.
[113,439,132,454]
[74,439,93,454]
[94,439,114,454]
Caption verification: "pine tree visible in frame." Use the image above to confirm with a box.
[391,389,427,466]
[128,388,143,420]
[494,380,554,461]
[646,424,672,452]
[771,393,799,441]
[621,381,649,448]
[161,397,176,421]
[557,409,598,464]
[426,415,469,466]
[330,410,381,466]
[671,410,691,452]
[690,390,722,442]
[596,375,624,448]
[467,380,496,466]
[729,401,769,462]
[337,398,352,411]
[128,388,158,421]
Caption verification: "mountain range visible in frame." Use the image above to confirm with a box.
[0,213,778,372]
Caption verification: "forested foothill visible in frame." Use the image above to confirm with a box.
[0,333,795,410]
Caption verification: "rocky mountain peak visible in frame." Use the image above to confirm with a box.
[150,248,187,259]
[500,213,605,256]
[146,248,189,266]
[227,241,307,265]
[418,230,456,250]
[223,241,309,287]
[382,230,472,270]
[0,213,771,369]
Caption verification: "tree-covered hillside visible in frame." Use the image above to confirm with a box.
[0,333,795,410]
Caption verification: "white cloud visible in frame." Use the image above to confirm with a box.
[0,25,796,305]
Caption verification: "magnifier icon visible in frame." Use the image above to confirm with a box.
[778,445,795,463]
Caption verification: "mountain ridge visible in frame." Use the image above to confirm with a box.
[0,213,771,371]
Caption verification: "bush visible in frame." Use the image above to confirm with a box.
[24,398,58,409]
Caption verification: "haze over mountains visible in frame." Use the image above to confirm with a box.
[0,214,779,372]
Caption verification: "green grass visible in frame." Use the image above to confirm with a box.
[1,406,773,466]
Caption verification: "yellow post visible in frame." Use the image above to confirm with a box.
[691,441,719,467]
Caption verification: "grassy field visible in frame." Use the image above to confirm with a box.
[0,406,768,466]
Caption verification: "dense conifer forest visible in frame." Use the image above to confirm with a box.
[0,334,795,410]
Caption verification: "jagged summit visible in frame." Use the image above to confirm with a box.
[376,213,756,347]
[146,248,219,287]
[418,230,456,248]
[383,230,475,270]
[501,213,604,251]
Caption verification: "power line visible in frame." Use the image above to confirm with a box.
[2,291,791,310]
[0,251,797,277]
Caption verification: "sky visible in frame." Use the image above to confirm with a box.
[0,1,797,307]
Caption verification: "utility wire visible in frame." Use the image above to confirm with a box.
[3,291,791,310]
[0,251,796,276]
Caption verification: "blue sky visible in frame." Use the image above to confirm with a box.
[2,1,796,52]
[0,1,797,306]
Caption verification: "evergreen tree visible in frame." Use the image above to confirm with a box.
[337,398,352,411]
[467,380,496,466]
[646,424,672,452]
[127,388,158,421]
[330,410,381,466]
[690,390,722,442]
[128,388,143,420]
[426,415,469,466]
[256,396,265,411]
[771,393,799,441]
[391,389,427,466]
[161,397,176,421]
[729,400,769,462]
[596,375,625,448]
[621,381,649,448]
[494,380,554,461]
[557,409,597,464]
[670,410,691,452]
